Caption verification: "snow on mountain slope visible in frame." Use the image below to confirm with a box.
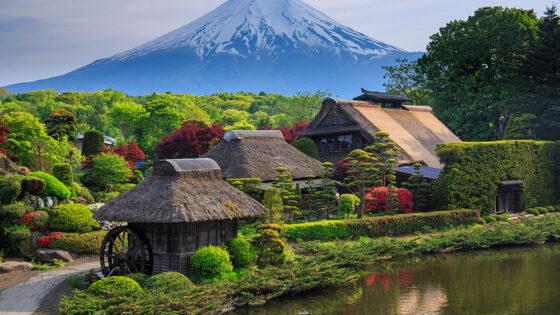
[111,0,404,60]
[5,0,421,96]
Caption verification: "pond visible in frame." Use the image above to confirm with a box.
[238,244,560,314]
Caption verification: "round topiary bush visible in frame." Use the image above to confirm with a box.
[28,172,72,200]
[191,246,233,280]
[48,204,100,233]
[144,272,194,291]
[0,175,22,204]
[53,163,74,186]
[537,207,549,214]
[227,237,257,269]
[125,273,150,286]
[545,206,555,212]
[87,276,142,296]
[292,137,319,159]
[526,208,539,216]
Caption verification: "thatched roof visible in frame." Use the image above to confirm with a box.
[300,98,461,167]
[202,130,323,181]
[94,158,268,223]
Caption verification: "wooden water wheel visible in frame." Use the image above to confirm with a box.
[100,226,153,276]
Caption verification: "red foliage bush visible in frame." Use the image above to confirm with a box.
[22,211,49,231]
[365,187,414,213]
[278,121,308,144]
[106,141,145,168]
[0,118,10,154]
[37,236,50,248]
[155,122,224,159]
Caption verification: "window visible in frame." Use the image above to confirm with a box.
[319,134,353,153]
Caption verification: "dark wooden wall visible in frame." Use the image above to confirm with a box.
[131,219,238,275]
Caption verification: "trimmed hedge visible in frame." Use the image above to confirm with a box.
[28,171,72,200]
[227,237,257,269]
[191,246,233,280]
[88,276,142,296]
[292,137,319,159]
[282,210,480,241]
[53,163,73,186]
[434,141,560,214]
[48,230,106,254]
[48,204,100,233]
[144,272,194,291]
[82,130,104,156]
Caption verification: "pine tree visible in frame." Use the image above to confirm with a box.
[343,149,378,218]
[365,131,400,211]
[403,163,432,211]
[272,167,301,222]
[304,162,337,219]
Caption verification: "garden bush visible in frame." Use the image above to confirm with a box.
[28,171,72,200]
[2,225,32,256]
[48,204,100,233]
[292,137,319,159]
[0,203,30,224]
[434,141,560,214]
[22,210,49,231]
[537,207,549,214]
[87,276,142,296]
[191,246,233,280]
[364,187,413,213]
[253,224,288,265]
[482,215,497,224]
[125,273,150,286]
[282,210,480,241]
[144,272,194,291]
[82,130,104,156]
[546,206,556,212]
[526,208,540,216]
[227,237,257,269]
[0,175,22,204]
[81,153,132,191]
[48,230,106,254]
[91,191,120,203]
[53,163,73,186]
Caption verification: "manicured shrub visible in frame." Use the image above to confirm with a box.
[292,137,319,159]
[537,207,549,214]
[227,237,257,269]
[48,204,100,233]
[434,141,560,214]
[28,171,72,200]
[262,187,283,224]
[2,225,32,256]
[253,224,288,265]
[337,194,361,218]
[526,208,540,216]
[482,215,497,224]
[82,130,104,156]
[282,210,480,241]
[0,203,30,224]
[53,163,73,186]
[81,153,132,191]
[48,230,106,254]
[0,175,22,204]
[91,191,120,203]
[21,210,49,231]
[364,187,414,213]
[546,206,555,212]
[191,246,233,280]
[87,276,142,296]
[494,214,510,222]
[125,273,150,287]
[144,272,194,291]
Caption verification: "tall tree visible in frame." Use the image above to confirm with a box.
[45,108,77,140]
[343,149,378,218]
[418,7,539,140]
[383,58,431,105]
[272,166,301,222]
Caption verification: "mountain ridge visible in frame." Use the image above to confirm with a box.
[6,0,422,97]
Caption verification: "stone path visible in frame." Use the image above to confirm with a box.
[0,261,99,315]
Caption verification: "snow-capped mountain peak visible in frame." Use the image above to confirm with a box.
[113,0,404,60]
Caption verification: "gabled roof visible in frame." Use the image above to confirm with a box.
[300,98,462,167]
[202,130,323,181]
[353,88,412,103]
[94,158,268,223]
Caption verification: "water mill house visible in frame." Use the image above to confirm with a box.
[93,158,268,276]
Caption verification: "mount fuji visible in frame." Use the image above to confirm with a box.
[5,0,422,96]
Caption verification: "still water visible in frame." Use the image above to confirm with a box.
[239,244,560,315]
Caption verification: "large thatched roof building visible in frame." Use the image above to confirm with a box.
[202,130,324,182]
[300,96,461,168]
[94,158,268,275]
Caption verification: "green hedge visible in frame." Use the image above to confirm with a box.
[282,210,480,241]
[434,141,559,214]
[28,171,72,200]
[48,230,106,254]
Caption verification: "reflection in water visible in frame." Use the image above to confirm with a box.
[238,244,560,315]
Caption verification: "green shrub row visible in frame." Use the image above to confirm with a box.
[434,141,560,214]
[282,210,480,241]
[525,205,560,216]
[48,230,106,254]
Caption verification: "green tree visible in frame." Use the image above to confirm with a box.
[343,149,378,218]
[109,100,149,139]
[82,130,104,156]
[263,187,284,224]
[224,120,256,131]
[304,162,337,219]
[272,166,301,222]
[81,153,132,191]
[220,109,249,125]
[45,108,77,140]
[292,137,319,159]
[337,194,360,219]
[417,7,539,140]
[383,58,431,105]
[403,163,432,212]
[275,91,327,126]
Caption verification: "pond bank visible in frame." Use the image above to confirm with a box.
[59,215,560,314]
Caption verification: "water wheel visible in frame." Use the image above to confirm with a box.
[100,226,153,276]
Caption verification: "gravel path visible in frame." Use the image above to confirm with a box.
[0,261,99,315]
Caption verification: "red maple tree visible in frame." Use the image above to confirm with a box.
[109,141,146,168]
[155,122,225,159]
[365,187,414,213]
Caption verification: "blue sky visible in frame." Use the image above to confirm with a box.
[0,0,552,86]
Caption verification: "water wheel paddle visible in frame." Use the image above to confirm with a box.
[100,226,153,277]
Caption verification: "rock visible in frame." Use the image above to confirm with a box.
[0,261,33,273]
[36,249,74,263]
[22,178,45,195]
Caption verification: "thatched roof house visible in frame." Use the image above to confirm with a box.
[94,158,268,223]
[300,97,461,167]
[202,130,323,182]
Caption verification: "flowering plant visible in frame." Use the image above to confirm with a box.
[21,211,49,231]
[36,236,50,248]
